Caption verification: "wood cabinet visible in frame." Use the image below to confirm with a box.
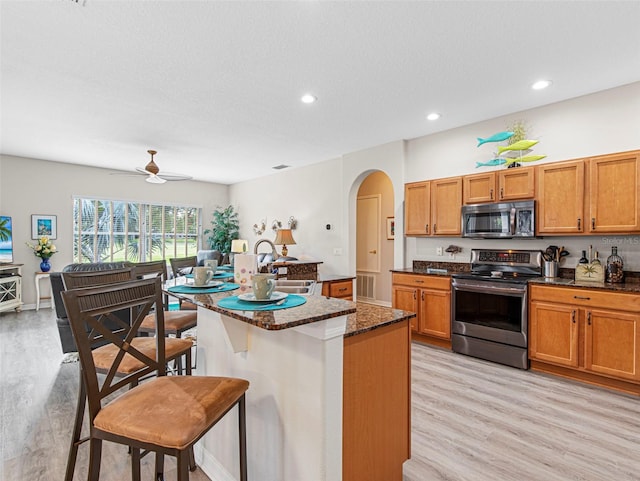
[343,320,411,481]
[463,168,535,204]
[404,181,430,235]
[392,273,451,345]
[537,150,640,235]
[529,285,640,389]
[588,150,640,233]
[536,159,585,234]
[0,264,23,313]
[430,176,462,236]
[321,278,354,300]
[405,177,462,236]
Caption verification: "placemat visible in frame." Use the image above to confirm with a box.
[168,283,240,295]
[185,272,234,279]
[217,294,307,311]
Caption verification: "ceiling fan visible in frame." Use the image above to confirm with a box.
[134,150,193,184]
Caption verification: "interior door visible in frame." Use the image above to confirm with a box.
[357,195,380,273]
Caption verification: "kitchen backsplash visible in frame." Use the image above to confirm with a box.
[409,235,640,271]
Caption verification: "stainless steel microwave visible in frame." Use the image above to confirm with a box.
[461,200,535,238]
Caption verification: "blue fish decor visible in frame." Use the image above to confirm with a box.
[476,158,507,168]
[476,131,514,147]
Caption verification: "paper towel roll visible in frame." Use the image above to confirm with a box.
[234,254,258,294]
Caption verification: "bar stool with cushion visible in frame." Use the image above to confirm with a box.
[61,268,194,481]
[133,260,198,343]
[62,277,248,481]
[169,256,198,310]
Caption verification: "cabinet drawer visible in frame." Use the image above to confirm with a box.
[324,280,353,299]
[530,285,640,312]
[392,273,450,290]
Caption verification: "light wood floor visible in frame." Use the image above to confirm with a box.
[2,308,640,480]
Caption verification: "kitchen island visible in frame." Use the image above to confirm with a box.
[167,283,414,481]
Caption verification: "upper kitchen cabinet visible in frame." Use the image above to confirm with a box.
[404,181,431,235]
[588,151,640,233]
[537,159,585,234]
[430,176,463,236]
[463,167,535,204]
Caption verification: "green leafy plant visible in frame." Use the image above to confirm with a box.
[204,205,239,254]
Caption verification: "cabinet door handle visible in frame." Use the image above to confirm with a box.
[500,187,504,199]
[414,279,425,284]
[490,188,494,200]
[425,224,429,234]
[421,291,425,301]
[587,311,592,325]
[338,287,347,292]
[571,310,576,323]
[573,295,591,300]
[433,223,437,234]
[413,290,417,300]
[369,250,377,254]
[577,218,581,230]
[591,218,596,230]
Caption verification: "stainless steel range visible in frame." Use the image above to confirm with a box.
[451,249,543,369]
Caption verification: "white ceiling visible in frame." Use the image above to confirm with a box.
[1,1,639,185]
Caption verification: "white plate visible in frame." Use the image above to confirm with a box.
[184,281,223,288]
[237,291,288,303]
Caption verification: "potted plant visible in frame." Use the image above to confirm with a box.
[204,205,239,256]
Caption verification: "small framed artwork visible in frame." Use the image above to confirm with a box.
[386,217,395,240]
[32,215,57,239]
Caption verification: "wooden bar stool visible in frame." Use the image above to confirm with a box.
[61,268,193,481]
[169,256,198,310]
[62,277,248,481]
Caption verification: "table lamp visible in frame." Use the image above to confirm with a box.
[230,239,248,266]
[273,229,296,257]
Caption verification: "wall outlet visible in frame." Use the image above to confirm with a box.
[436,246,443,256]
[333,248,343,255]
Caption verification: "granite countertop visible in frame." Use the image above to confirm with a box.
[167,282,356,330]
[344,303,415,338]
[529,276,640,293]
[271,259,323,266]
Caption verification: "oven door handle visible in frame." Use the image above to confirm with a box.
[452,281,526,296]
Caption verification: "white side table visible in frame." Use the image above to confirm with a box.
[35,272,51,311]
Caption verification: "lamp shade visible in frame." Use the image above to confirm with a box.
[231,239,248,253]
[273,229,296,246]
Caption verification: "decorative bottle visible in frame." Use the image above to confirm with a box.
[605,246,624,283]
[592,251,601,265]
[578,250,589,264]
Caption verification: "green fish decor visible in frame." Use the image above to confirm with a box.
[496,139,539,155]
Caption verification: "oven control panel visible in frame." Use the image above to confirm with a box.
[477,251,530,264]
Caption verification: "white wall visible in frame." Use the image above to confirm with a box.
[0,155,228,308]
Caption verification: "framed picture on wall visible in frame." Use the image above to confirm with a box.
[32,215,57,239]
[386,217,395,240]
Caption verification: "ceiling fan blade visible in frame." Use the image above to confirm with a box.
[157,172,193,181]
[145,174,167,184]
[135,167,152,175]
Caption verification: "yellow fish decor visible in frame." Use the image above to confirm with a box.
[476,122,545,169]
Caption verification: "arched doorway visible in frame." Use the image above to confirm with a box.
[355,171,394,305]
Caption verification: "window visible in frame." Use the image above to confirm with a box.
[73,197,201,263]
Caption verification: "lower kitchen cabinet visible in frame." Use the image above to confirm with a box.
[392,273,451,347]
[529,284,640,392]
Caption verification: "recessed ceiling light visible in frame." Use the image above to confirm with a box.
[532,79,552,90]
[273,164,290,170]
[301,94,317,104]
[426,112,441,121]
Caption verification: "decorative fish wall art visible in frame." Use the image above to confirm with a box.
[475,128,546,168]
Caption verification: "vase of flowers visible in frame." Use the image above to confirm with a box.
[26,236,57,272]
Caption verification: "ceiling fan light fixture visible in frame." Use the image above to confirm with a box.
[145,174,166,184]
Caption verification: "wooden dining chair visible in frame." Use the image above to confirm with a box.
[133,260,198,342]
[61,268,193,481]
[169,256,199,310]
[62,277,249,481]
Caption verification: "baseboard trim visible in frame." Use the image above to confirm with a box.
[195,444,236,481]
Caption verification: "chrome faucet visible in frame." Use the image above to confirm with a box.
[253,238,279,260]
